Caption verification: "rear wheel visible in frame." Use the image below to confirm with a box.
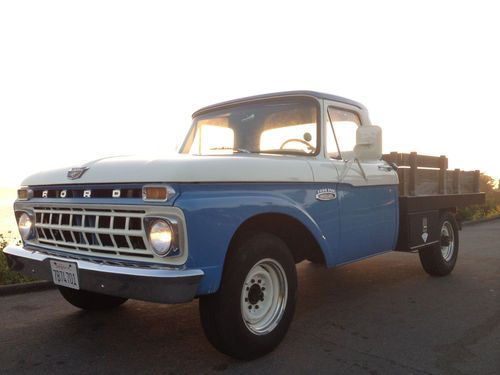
[58,287,128,310]
[199,232,297,360]
[418,212,459,276]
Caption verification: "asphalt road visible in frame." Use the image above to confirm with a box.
[1,221,499,375]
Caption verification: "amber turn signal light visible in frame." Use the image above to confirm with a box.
[17,188,33,201]
[142,185,175,202]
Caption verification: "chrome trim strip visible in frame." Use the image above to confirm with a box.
[409,240,440,250]
[25,244,173,269]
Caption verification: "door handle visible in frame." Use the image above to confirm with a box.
[378,165,393,172]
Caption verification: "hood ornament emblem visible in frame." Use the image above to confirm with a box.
[67,167,89,180]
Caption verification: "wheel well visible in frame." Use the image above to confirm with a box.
[227,213,325,265]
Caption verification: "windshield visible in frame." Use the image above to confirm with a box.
[180,97,319,156]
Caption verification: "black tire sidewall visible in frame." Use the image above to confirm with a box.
[201,232,297,359]
[419,211,460,276]
[439,213,459,268]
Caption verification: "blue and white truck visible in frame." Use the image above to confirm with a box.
[4,91,485,359]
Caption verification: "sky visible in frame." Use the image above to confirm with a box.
[0,0,499,187]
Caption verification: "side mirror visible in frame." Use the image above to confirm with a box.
[354,125,382,161]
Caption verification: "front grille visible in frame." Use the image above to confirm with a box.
[32,206,154,261]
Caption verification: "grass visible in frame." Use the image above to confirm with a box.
[0,233,35,285]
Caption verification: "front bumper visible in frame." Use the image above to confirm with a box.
[3,245,204,304]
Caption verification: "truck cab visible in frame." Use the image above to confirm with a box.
[4,91,484,359]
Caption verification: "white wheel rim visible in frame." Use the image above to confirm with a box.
[440,221,455,262]
[241,258,288,335]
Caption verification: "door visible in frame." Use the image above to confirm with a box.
[325,103,399,265]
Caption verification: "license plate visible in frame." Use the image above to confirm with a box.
[50,260,80,290]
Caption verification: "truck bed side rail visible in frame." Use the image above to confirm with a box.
[383,152,481,196]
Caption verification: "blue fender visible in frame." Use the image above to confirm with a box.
[174,183,336,295]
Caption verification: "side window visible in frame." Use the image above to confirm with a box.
[326,107,361,160]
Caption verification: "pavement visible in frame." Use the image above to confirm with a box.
[0,220,499,374]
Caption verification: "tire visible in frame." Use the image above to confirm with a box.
[418,212,459,276]
[199,232,297,360]
[58,287,128,310]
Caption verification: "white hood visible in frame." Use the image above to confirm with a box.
[22,154,314,186]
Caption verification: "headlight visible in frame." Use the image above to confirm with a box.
[148,219,173,257]
[18,212,34,241]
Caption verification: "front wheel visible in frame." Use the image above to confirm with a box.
[199,232,297,360]
[58,287,128,310]
[418,212,459,276]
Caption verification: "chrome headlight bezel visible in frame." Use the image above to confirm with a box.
[15,210,37,241]
[144,217,181,258]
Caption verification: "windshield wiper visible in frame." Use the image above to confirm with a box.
[209,147,252,154]
[259,149,311,156]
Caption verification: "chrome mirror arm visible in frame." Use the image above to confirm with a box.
[338,159,368,183]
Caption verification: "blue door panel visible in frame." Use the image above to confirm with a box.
[335,184,398,264]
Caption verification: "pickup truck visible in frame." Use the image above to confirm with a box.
[4,91,485,360]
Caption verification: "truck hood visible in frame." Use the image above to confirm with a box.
[22,154,315,186]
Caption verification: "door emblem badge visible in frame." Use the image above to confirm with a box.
[67,167,89,180]
[315,188,337,201]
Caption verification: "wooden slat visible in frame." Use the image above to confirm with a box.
[382,152,482,198]
[473,170,480,193]
[409,152,417,196]
[445,171,455,194]
[415,169,439,195]
[383,152,448,169]
[397,168,407,196]
[438,155,447,194]
[453,169,461,194]
[460,171,475,193]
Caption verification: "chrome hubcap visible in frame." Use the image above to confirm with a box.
[440,221,455,262]
[241,258,288,335]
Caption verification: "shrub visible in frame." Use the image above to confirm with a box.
[458,174,500,221]
[0,233,35,285]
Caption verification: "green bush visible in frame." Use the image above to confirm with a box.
[0,233,35,285]
[458,174,500,221]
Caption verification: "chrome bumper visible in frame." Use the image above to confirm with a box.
[3,245,204,304]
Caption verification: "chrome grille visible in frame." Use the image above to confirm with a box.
[33,206,153,261]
